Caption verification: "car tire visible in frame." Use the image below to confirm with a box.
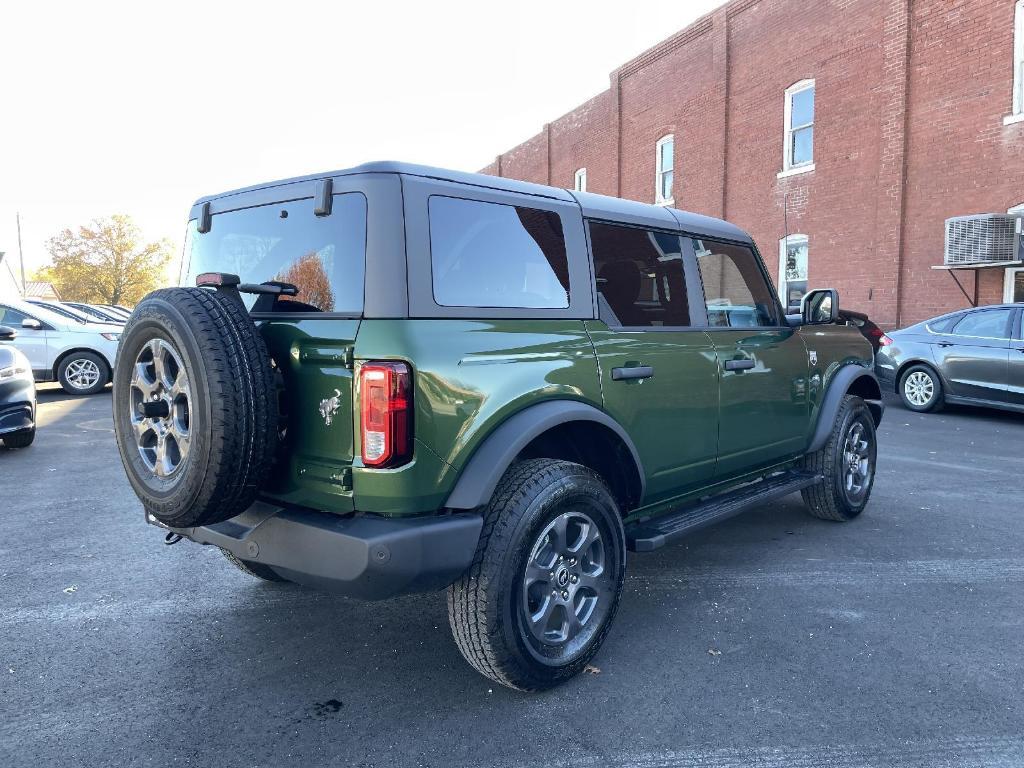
[112,287,278,529]
[57,351,109,395]
[801,394,877,522]
[898,364,944,412]
[2,428,36,449]
[221,549,288,583]
[447,459,626,691]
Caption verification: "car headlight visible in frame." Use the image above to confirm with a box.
[0,365,31,381]
[101,332,121,341]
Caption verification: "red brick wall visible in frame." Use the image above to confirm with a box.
[483,0,1024,327]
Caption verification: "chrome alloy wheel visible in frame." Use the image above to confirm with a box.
[129,339,191,478]
[65,358,102,390]
[842,419,873,502]
[521,511,612,647]
[903,370,934,407]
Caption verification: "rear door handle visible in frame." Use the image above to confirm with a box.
[611,365,654,381]
[724,359,756,371]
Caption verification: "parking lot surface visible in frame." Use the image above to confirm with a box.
[2,386,1024,767]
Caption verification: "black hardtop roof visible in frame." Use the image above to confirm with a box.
[193,160,752,244]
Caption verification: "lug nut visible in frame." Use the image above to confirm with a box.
[571,575,578,584]
[552,589,558,597]
[569,558,576,566]
[561,590,569,600]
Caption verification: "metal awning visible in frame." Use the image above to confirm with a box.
[930,260,1022,271]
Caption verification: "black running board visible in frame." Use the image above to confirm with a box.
[625,470,822,552]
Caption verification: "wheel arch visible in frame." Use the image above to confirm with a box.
[894,357,944,393]
[807,365,883,454]
[52,346,111,382]
[444,400,645,514]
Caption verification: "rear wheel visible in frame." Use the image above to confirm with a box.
[899,364,943,412]
[57,351,108,395]
[447,459,626,691]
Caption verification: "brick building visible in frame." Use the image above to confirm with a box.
[480,0,1024,327]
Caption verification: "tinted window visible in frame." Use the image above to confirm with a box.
[693,239,780,327]
[590,222,689,327]
[0,307,30,326]
[429,196,570,308]
[183,193,367,313]
[927,314,962,333]
[951,309,1012,338]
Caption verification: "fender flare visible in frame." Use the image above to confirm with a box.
[807,365,884,453]
[444,400,645,510]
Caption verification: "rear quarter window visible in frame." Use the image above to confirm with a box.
[182,193,367,314]
[428,196,570,309]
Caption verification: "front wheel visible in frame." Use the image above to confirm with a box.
[58,351,109,395]
[801,394,877,521]
[447,459,626,691]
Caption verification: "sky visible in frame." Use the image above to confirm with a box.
[0,0,726,282]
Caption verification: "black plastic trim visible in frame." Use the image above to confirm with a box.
[157,502,483,600]
[444,400,646,509]
[807,366,884,453]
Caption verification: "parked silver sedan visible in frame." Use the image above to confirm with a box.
[875,304,1024,413]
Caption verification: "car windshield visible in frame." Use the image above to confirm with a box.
[27,301,90,324]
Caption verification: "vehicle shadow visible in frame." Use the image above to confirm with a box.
[883,392,1024,424]
[35,383,112,404]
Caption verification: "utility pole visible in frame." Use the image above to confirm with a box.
[16,213,26,292]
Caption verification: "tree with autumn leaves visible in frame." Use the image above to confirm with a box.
[36,215,172,306]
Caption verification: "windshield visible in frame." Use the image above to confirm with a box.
[181,193,367,314]
[27,301,90,324]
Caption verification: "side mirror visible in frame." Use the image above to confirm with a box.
[801,288,839,325]
[21,318,42,331]
[0,324,16,341]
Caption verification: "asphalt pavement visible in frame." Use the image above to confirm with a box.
[2,385,1023,767]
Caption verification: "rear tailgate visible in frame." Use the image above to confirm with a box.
[181,188,368,512]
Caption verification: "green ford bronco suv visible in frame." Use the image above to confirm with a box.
[112,161,882,691]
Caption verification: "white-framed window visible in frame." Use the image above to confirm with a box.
[778,234,809,311]
[779,79,815,177]
[574,167,587,192]
[1005,202,1024,303]
[655,134,674,205]
[1008,1,1024,124]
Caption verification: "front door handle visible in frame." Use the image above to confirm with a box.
[937,341,954,348]
[611,365,654,381]
[724,359,756,371]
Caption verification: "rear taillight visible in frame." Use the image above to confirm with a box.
[359,362,413,468]
[879,334,894,347]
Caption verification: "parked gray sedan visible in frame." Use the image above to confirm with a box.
[875,304,1024,413]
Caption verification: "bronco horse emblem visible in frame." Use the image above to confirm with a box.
[319,388,342,426]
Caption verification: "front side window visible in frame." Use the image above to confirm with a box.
[655,135,674,204]
[590,222,689,327]
[183,193,367,314]
[783,80,815,171]
[693,239,780,328]
[951,309,1013,339]
[429,196,570,309]
[778,234,809,311]
[574,168,587,192]
[0,307,30,326]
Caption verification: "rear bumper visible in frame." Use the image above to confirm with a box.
[150,502,483,600]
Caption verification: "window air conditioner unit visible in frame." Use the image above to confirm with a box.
[943,214,1019,266]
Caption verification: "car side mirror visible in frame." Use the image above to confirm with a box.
[0,324,16,341]
[21,318,42,331]
[801,288,839,325]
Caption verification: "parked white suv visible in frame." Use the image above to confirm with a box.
[0,297,121,394]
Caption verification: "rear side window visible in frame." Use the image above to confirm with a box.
[182,193,367,314]
[951,309,1013,338]
[590,222,690,327]
[693,239,780,327]
[428,196,570,308]
[927,314,961,333]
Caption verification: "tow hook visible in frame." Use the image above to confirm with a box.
[164,532,183,546]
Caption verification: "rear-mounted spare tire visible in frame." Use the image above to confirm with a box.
[112,287,278,528]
